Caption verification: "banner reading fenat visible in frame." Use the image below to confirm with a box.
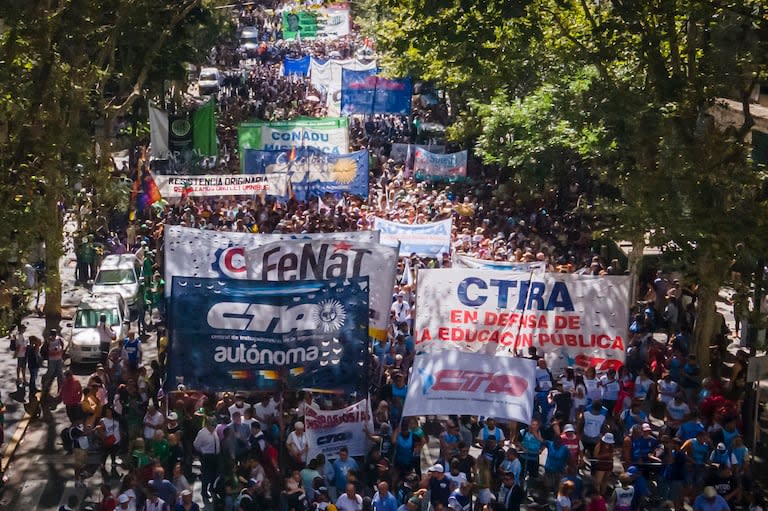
[163,226,379,297]
[168,277,369,393]
[245,240,398,340]
[155,174,288,198]
[414,148,467,180]
[373,218,452,258]
[453,253,546,272]
[415,270,631,370]
[402,351,535,424]
[341,69,413,115]
[305,399,373,460]
[238,118,350,167]
[243,148,369,200]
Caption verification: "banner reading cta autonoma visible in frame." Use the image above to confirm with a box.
[163,226,379,297]
[415,270,631,370]
[305,399,373,460]
[373,218,451,258]
[168,277,369,393]
[402,351,535,424]
[245,240,398,340]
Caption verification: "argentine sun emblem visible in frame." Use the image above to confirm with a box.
[314,299,346,332]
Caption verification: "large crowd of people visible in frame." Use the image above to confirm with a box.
[2,2,764,511]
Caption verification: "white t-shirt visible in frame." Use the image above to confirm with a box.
[391,300,410,323]
[584,377,601,401]
[143,410,164,440]
[535,367,553,391]
[582,411,606,439]
[600,376,620,401]
[658,380,678,405]
[102,416,121,444]
[253,399,279,422]
[666,400,690,421]
[15,332,28,358]
[336,493,363,511]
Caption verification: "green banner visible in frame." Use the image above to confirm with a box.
[192,99,217,157]
[282,11,318,39]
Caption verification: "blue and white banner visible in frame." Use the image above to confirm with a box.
[402,351,535,424]
[453,253,546,272]
[168,277,369,392]
[284,56,311,76]
[163,226,379,297]
[243,148,369,200]
[414,148,467,180]
[341,69,413,115]
[305,399,373,460]
[373,218,452,258]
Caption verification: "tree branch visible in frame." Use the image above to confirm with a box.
[105,0,200,117]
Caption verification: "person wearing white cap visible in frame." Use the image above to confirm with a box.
[709,442,732,467]
[592,432,615,495]
[178,489,199,511]
[421,464,451,509]
[559,424,583,468]
[117,493,132,510]
[287,421,309,467]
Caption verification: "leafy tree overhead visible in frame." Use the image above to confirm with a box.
[0,0,226,334]
[364,0,768,371]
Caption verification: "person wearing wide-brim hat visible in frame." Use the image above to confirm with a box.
[592,432,615,495]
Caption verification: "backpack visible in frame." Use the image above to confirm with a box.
[60,426,76,454]
[9,335,17,353]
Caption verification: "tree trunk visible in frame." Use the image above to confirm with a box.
[42,185,64,333]
[627,236,645,303]
[693,284,716,377]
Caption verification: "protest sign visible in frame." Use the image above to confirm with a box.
[305,400,373,460]
[246,239,398,340]
[402,351,535,424]
[415,269,631,370]
[163,226,379,297]
[373,218,452,258]
[155,174,288,198]
[168,277,369,392]
[243,148,369,199]
[414,148,467,180]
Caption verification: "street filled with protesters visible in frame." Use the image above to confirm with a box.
[3,3,765,511]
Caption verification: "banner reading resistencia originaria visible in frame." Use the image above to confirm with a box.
[402,351,536,424]
[155,174,288,198]
[415,269,631,372]
[245,240,398,341]
[168,277,369,393]
[305,399,373,460]
[163,226,380,297]
[373,218,452,258]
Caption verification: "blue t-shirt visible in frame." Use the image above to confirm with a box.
[333,457,359,490]
[123,338,140,362]
[544,442,570,473]
[373,492,398,511]
[678,420,704,442]
[692,494,730,511]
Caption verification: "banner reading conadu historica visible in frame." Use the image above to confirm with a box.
[245,240,398,340]
[414,148,467,180]
[163,226,379,297]
[168,277,369,392]
[155,174,288,198]
[305,399,373,460]
[238,118,349,170]
[402,351,535,424]
[243,148,369,200]
[373,218,452,258]
[415,270,631,370]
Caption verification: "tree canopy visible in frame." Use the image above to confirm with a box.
[362,0,768,366]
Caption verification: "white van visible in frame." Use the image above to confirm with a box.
[198,67,221,95]
[92,254,142,309]
[68,293,129,364]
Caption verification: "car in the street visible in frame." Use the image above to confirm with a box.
[239,26,260,55]
[91,254,142,310]
[67,293,129,364]
[198,67,221,95]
